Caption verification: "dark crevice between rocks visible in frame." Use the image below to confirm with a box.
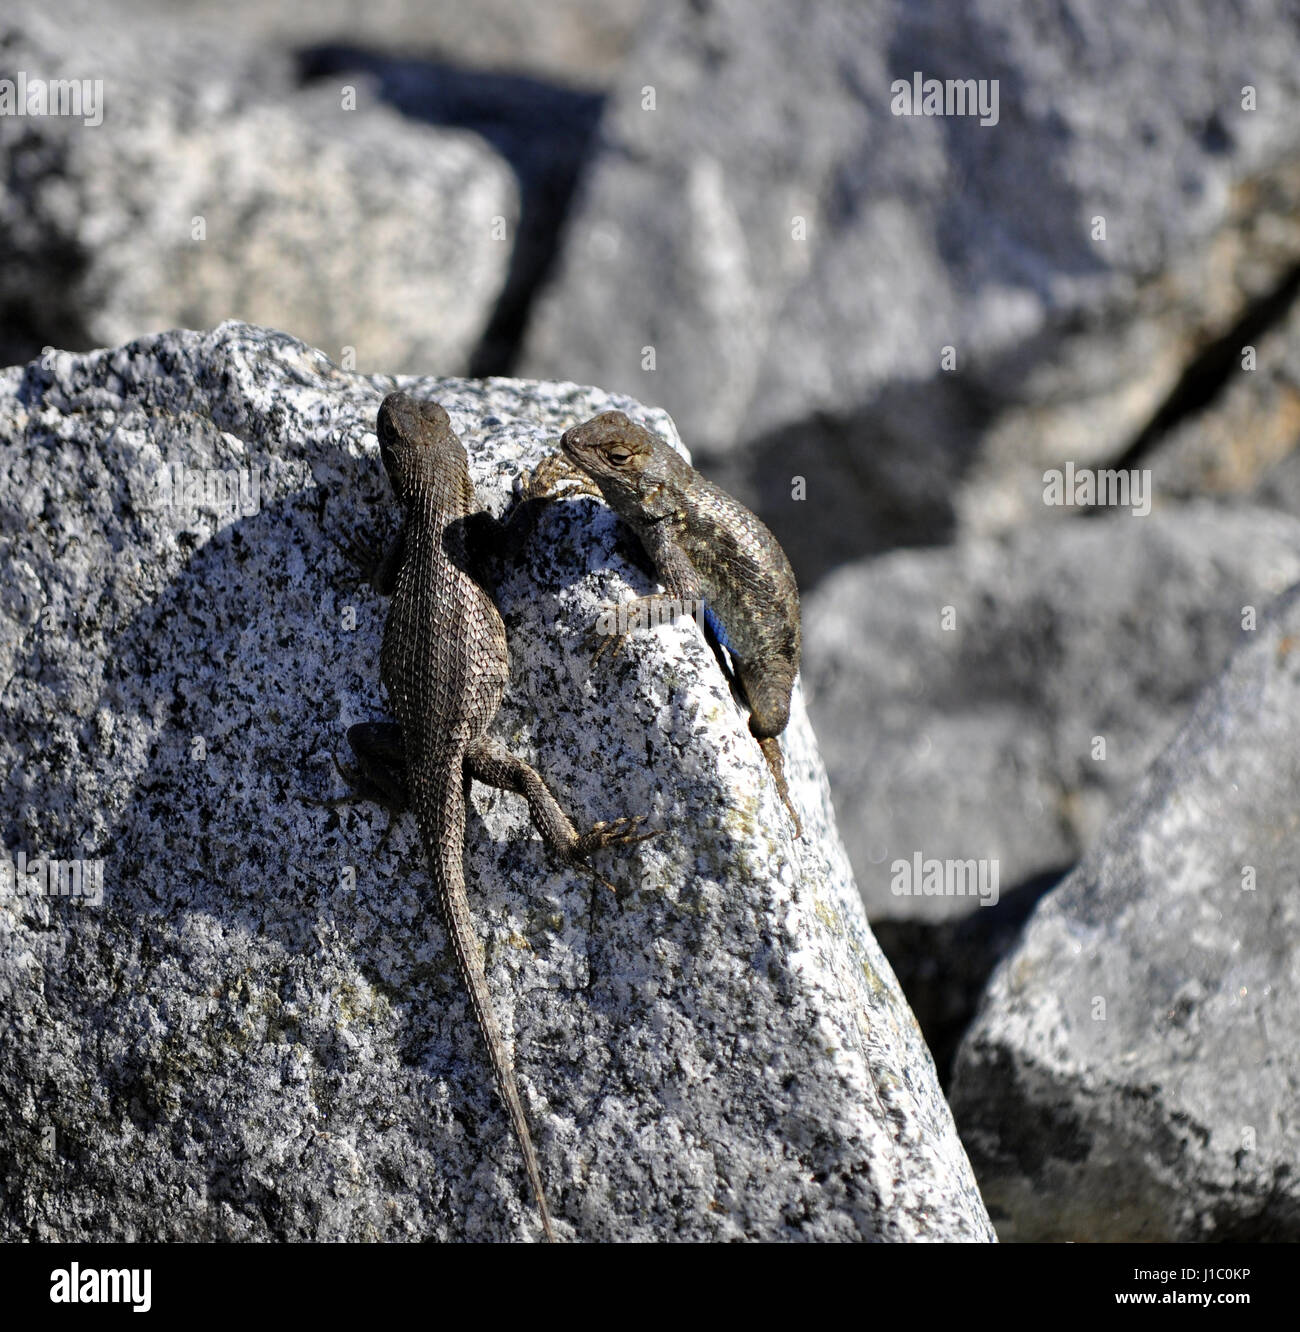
[0,131,97,366]
[1102,259,1300,477]
[0,283,91,370]
[295,45,605,377]
[870,862,1074,1090]
[703,369,999,594]
[697,252,1300,596]
[712,294,1149,595]
[1208,1173,1300,1242]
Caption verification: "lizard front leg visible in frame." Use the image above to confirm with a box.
[515,450,602,504]
[304,721,408,855]
[334,519,405,595]
[460,454,593,589]
[585,521,705,662]
[505,456,706,664]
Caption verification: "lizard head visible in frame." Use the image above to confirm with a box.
[376,392,471,505]
[560,410,670,506]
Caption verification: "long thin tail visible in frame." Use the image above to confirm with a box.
[415,769,557,1242]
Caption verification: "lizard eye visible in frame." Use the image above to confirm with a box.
[605,448,631,466]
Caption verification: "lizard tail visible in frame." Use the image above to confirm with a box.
[414,771,558,1243]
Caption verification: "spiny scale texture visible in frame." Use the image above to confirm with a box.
[369,392,553,1241]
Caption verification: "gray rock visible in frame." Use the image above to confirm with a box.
[1253,444,1300,516]
[291,47,606,378]
[804,505,1300,922]
[520,0,1300,581]
[0,2,517,373]
[803,507,1300,1086]
[0,322,992,1242]
[950,584,1300,1241]
[117,0,648,88]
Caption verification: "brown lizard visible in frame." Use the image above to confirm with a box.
[341,393,654,1240]
[550,410,803,837]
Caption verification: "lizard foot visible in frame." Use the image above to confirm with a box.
[568,815,660,893]
[582,615,629,665]
[517,451,602,502]
[571,814,659,856]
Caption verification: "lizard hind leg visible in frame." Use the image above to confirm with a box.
[464,736,657,891]
[343,722,409,807]
[323,721,409,854]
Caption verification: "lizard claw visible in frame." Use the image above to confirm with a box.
[583,617,627,664]
[566,815,660,894]
[586,866,621,894]
[571,814,660,856]
[516,452,598,503]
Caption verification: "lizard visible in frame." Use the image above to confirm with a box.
[545,409,803,838]
[340,392,654,1243]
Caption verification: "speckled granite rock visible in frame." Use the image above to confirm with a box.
[951,585,1300,1241]
[0,322,992,1242]
[0,2,516,372]
[520,0,1300,580]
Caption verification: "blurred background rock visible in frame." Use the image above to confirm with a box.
[4,0,1299,1239]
